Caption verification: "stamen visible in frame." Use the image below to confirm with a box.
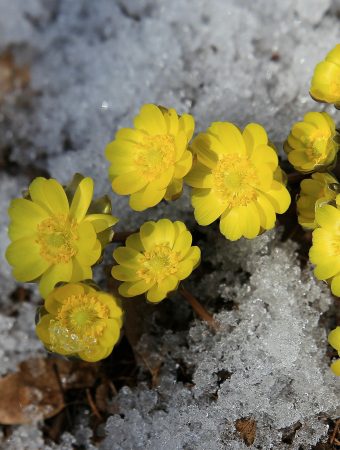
[137,244,180,283]
[212,154,258,207]
[134,134,176,181]
[36,214,78,264]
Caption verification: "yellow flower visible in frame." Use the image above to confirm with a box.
[310,44,340,108]
[105,104,195,211]
[328,327,340,376]
[284,112,338,173]
[309,198,340,296]
[36,283,123,362]
[111,219,200,303]
[6,176,118,298]
[185,122,291,240]
[297,172,338,229]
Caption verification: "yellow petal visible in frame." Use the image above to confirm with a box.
[191,134,219,169]
[113,246,143,268]
[6,237,50,281]
[39,261,73,298]
[133,104,167,135]
[174,150,192,178]
[84,214,118,233]
[328,327,340,351]
[115,127,145,143]
[155,219,176,246]
[112,171,148,195]
[185,162,213,188]
[250,144,278,171]
[69,177,94,222]
[176,260,194,280]
[262,181,291,214]
[97,294,123,319]
[164,178,183,201]
[51,283,85,304]
[173,230,192,256]
[129,185,166,211]
[242,123,268,155]
[140,221,157,250]
[118,279,153,297]
[79,343,112,362]
[182,246,201,267]
[29,178,69,215]
[8,198,49,238]
[313,256,340,280]
[111,265,139,281]
[315,204,340,231]
[36,314,53,345]
[175,130,188,160]
[192,189,227,225]
[146,285,167,303]
[163,108,179,135]
[178,113,195,141]
[210,122,246,155]
[220,208,243,241]
[331,275,340,297]
[71,257,92,281]
[241,203,261,239]
[98,318,120,347]
[255,194,276,230]
[330,359,340,376]
[125,233,144,252]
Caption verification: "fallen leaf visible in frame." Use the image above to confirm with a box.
[0,50,30,102]
[0,357,99,425]
[235,417,257,447]
[0,358,64,424]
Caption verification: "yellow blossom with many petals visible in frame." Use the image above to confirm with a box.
[328,327,340,376]
[6,176,118,298]
[105,104,195,211]
[284,112,338,173]
[297,172,338,229]
[36,283,123,362]
[309,197,340,296]
[310,44,340,108]
[185,122,291,240]
[111,219,200,303]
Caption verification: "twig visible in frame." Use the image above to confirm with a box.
[52,363,70,426]
[330,418,340,445]
[179,285,219,331]
[86,388,103,420]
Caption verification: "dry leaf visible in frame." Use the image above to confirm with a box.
[235,417,257,447]
[0,357,99,425]
[0,50,30,102]
[0,358,64,424]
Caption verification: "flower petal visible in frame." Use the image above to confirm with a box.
[29,178,69,215]
[133,104,167,135]
[220,208,243,241]
[192,189,227,225]
[118,279,153,297]
[39,261,73,298]
[69,177,94,222]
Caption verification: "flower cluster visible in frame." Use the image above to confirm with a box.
[7,41,340,373]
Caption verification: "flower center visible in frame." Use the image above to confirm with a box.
[212,154,259,207]
[137,244,180,283]
[134,134,176,181]
[49,294,110,353]
[36,214,78,264]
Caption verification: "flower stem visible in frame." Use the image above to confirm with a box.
[179,285,219,331]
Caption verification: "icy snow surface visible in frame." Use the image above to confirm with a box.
[0,0,339,448]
